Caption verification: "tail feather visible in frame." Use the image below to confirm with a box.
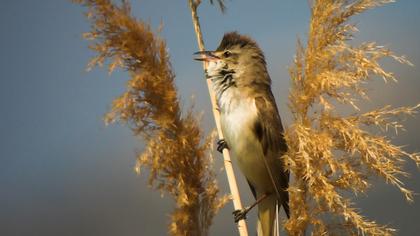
[257,194,277,236]
[257,193,289,236]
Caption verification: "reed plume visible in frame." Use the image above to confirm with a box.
[73,0,227,235]
[284,0,420,235]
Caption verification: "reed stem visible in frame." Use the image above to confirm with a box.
[187,1,249,235]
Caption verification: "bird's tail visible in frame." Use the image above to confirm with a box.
[256,194,278,236]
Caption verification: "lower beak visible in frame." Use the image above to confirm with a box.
[193,51,220,62]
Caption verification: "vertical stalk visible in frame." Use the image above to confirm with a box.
[187,1,249,236]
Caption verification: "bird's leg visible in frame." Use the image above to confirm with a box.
[217,139,229,153]
[233,193,269,223]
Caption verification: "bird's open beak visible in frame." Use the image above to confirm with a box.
[193,51,220,62]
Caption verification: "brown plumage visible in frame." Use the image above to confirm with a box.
[196,31,289,236]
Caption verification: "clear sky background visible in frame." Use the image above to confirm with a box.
[1,0,420,235]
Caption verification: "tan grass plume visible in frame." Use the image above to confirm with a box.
[284,0,420,235]
[73,0,228,235]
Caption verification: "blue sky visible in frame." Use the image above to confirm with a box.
[1,0,420,235]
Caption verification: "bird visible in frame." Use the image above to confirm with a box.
[194,31,289,236]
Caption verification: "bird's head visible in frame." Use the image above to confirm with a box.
[194,32,268,85]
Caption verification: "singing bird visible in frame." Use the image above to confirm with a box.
[194,32,289,236]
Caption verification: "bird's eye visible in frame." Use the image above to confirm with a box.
[223,51,231,58]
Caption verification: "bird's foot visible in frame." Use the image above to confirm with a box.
[233,207,250,223]
[217,139,229,153]
[232,194,269,223]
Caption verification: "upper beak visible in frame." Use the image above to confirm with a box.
[193,51,220,61]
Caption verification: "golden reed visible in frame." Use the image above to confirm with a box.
[284,0,419,235]
[74,0,227,235]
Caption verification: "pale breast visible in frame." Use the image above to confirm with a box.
[220,95,274,191]
[219,89,256,146]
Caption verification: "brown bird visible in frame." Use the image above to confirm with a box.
[195,32,289,236]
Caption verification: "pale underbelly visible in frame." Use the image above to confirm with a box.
[221,113,275,193]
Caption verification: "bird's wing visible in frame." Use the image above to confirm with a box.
[253,91,290,218]
[247,179,257,199]
[253,93,287,156]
